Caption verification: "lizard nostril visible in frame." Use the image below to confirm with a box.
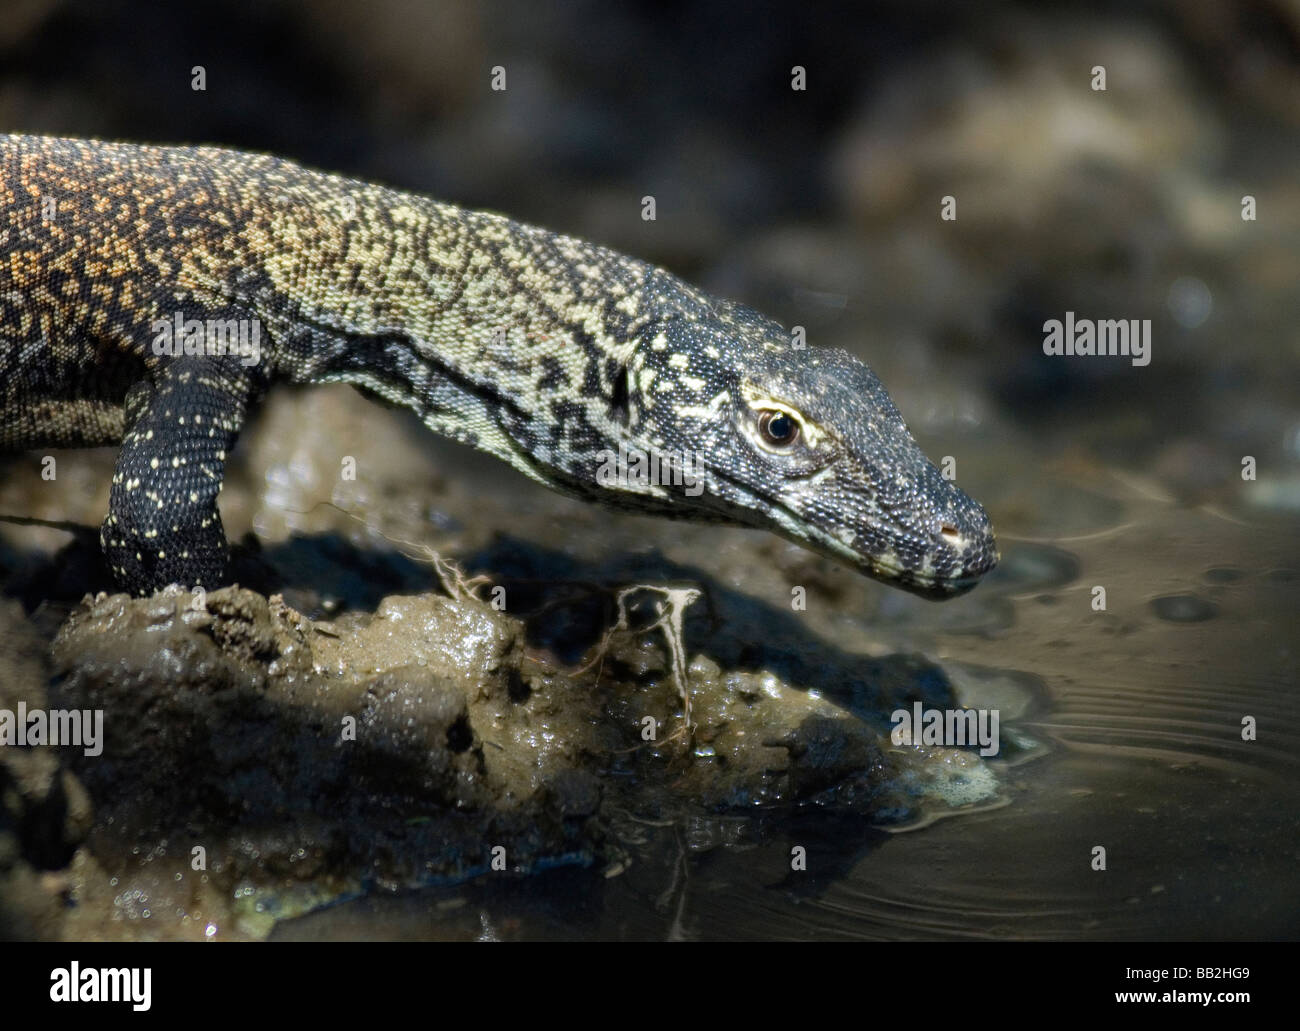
[939,523,960,540]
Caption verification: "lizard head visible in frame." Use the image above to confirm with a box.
[607,294,999,599]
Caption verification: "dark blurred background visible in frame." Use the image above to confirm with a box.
[3,0,1297,501]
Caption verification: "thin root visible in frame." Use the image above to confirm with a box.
[577,583,702,740]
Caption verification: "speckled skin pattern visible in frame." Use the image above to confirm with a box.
[0,134,997,597]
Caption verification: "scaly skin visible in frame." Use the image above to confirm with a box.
[0,134,997,597]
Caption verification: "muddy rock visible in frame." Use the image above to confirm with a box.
[8,562,992,939]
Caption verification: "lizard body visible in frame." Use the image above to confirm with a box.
[0,134,997,598]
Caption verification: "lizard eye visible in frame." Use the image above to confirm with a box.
[757,409,801,450]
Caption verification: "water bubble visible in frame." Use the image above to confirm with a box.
[1150,593,1218,622]
[1167,276,1212,329]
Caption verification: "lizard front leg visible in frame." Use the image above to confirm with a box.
[101,355,254,595]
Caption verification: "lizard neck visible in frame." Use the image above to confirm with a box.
[224,152,664,484]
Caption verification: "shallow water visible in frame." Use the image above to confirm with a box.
[261,416,1298,940]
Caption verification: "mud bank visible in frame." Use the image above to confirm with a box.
[1,560,1003,939]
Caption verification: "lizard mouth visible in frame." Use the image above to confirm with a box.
[801,523,999,599]
[647,461,999,597]
[749,513,997,598]
[876,567,988,599]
